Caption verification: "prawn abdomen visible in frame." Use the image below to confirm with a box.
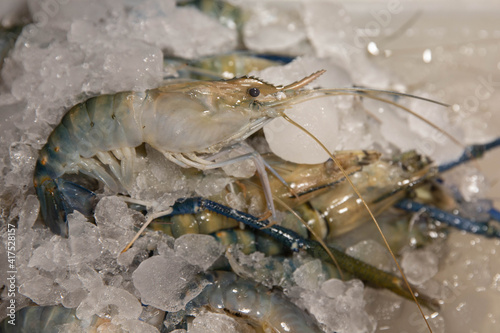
[62,92,144,157]
[34,91,146,236]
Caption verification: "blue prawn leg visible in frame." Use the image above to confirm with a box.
[163,197,440,311]
[438,137,500,173]
[167,197,309,250]
[489,207,500,222]
[395,199,500,238]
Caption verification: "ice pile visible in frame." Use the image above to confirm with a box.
[1,0,500,332]
[0,0,238,227]
[289,260,377,333]
[6,196,163,331]
[226,247,376,333]
[130,144,232,213]
[133,234,224,312]
[8,199,228,331]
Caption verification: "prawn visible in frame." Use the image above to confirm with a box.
[34,71,326,237]
[34,70,448,238]
[34,70,455,333]
[1,272,322,333]
[189,271,323,333]
[164,52,293,80]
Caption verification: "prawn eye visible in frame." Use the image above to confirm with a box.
[248,87,260,97]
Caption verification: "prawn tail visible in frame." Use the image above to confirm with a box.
[36,177,95,237]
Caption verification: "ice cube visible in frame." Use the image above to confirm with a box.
[17,194,40,232]
[255,57,353,164]
[132,254,208,312]
[292,259,325,291]
[303,1,354,60]
[174,234,225,271]
[129,3,237,59]
[188,311,255,333]
[401,248,439,285]
[95,196,140,255]
[291,278,376,333]
[242,2,310,55]
[18,274,62,305]
[76,285,142,322]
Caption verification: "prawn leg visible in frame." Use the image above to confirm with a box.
[166,148,285,220]
[395,199,500,237]
[438,137,500,172]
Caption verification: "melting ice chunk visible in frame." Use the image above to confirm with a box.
[76,285,143,322]
[174,234,225,271]
[188,311,255,333]
[255,57,352,164]
[132,255,209,312]
[401,248,439,285]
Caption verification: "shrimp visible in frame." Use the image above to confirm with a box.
[165,52,293,80]
[35,69,449,238]
[147,139,500,318]
[34,70,457,333]
[1,272,322,333]
[0,305,109,333]
[34,71,326,237]
[188,271,323,333]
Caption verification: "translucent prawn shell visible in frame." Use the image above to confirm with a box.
[140,71,324,154]
[140,77,282,154]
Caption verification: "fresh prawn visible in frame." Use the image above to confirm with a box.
[34,70,458,333]
[1,272,322,333]
[34,71,326,237]
[190,271,323,333]
[34,69,449,238]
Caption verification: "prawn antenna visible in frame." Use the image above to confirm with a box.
[356,91,480,170]
[298,86,479,171]
[282,114,434,333]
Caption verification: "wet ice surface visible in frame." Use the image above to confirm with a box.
[289,260,377,333]
[401,248,439,285]
[1,0,500,332]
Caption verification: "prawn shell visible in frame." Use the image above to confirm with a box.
[202,271,323,333]
[62,93,143,158]
[141,89,252,153]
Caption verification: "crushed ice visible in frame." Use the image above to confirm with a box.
[1,0,499,332]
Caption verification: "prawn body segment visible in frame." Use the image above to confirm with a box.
[34,92,145,235]
[34,72,326,236]
[195,271,323,333]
